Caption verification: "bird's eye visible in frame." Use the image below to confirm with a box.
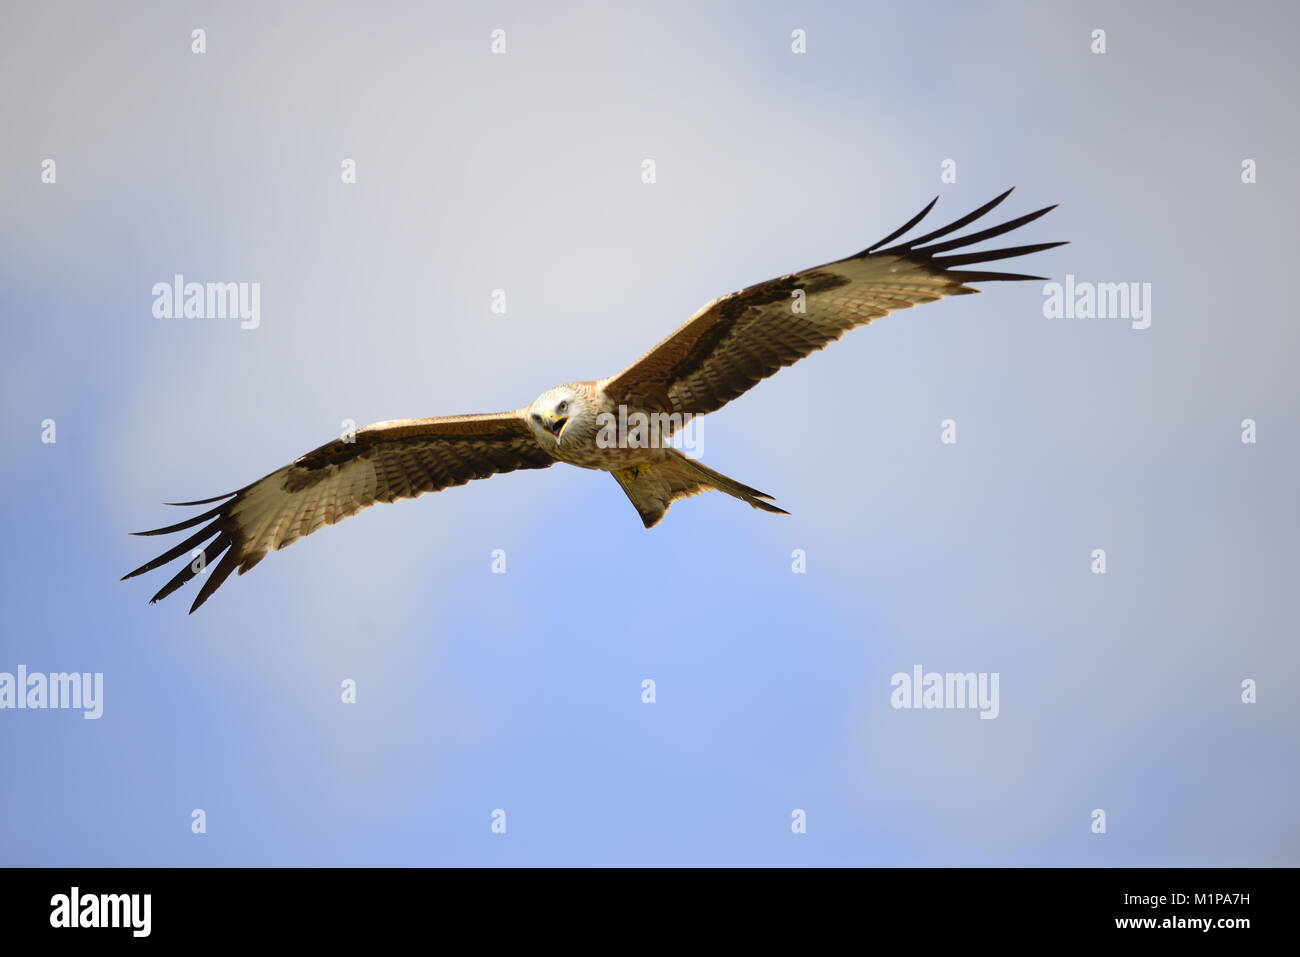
[557,401,568,414]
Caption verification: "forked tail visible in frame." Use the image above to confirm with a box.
[611,450,789,528]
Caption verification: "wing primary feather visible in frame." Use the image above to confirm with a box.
[163,490,241,506]
[911,204,1058,255]
[880,187,1015,253]
[944,270,1051,283]
[861,195,938,254]
[122,518,224,580]
[189,547,242,614]
[148,536,231,604]
[131,502,227,536]
[931,240,1068,268]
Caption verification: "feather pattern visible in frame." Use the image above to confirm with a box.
[123,413,553,612]
[602,190,1064,417]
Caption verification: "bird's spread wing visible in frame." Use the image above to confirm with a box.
[123,412,554,613]
[602,189,1064,417]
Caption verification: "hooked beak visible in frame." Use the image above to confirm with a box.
[536,412,568,441]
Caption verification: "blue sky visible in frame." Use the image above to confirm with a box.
[2,0,1297,866]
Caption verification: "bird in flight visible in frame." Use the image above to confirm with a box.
[125,189,1063,612]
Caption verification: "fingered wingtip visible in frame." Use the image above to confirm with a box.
[162,489,239,507]
[862,194,940,254]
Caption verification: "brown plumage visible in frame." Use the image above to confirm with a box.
[603,188,1061,418]
[125,190,1063,612]
[122,414,553,612]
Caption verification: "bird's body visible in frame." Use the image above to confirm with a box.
[125,190,1064,612]
[524,379,786,527]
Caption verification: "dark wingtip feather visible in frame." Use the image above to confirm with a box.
[131,502,226,537]
[946,270,1051,283]
[189,548,241,613]
[862,195,939,255]
[912,203,1058,256]
[861,194,1066,286]
[122,519,224,580]
[932,240,1068,269]
[146,536,231,605]
[164,491,239,507]
[878,188,1017,254]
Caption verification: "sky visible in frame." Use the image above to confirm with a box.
[1,0,1297,866]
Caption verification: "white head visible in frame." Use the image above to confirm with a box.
[526,383,594,449]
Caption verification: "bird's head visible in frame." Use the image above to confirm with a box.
[527,384,592,448]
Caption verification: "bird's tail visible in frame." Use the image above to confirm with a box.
[611,450,789,528]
